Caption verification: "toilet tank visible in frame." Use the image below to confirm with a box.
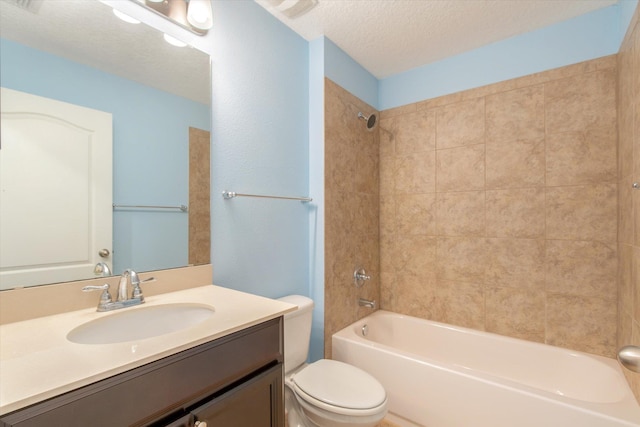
[278,295,314,374]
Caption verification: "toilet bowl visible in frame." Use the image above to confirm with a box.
[287,359,387,427]
[278,295,387,427]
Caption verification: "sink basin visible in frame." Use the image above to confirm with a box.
[67,303,215,344]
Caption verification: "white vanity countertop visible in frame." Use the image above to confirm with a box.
[0,285,296,415]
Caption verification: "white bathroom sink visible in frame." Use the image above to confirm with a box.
[67,303,215,344]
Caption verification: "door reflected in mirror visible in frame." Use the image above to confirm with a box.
[0,0,211,290]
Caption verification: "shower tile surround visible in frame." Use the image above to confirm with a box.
[324,79,380,358]
[325,55,622,361]
[618,3,640,401]
[378,55,619,358]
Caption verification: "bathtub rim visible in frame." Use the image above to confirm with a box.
[332,310,640,426]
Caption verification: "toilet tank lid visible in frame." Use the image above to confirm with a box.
[277,295,314,313]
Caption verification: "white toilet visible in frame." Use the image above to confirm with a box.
[278,295,388,427]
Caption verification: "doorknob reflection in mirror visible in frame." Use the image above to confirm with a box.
[99,249,110,258]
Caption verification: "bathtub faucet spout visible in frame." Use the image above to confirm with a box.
[358,298,376,309]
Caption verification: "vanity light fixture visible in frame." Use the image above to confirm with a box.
[168,0,188,25]
[186,0,213,30]
[137,0,213,33]
[115,0,213,46]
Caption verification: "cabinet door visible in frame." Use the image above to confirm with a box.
[191,365,283,427]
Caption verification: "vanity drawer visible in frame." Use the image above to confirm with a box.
[160,364,284,427]
[0,317,283,427]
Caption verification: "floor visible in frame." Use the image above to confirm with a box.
[286,413,406,427]
[377,420,401,427]
[377,412,423,427]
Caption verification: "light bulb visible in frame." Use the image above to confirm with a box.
[187,0,213,30]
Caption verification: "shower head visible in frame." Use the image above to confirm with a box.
[358,111,377,131]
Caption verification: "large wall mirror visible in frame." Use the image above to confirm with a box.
[0,0,211,290]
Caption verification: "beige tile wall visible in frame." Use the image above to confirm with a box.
[618,3,640,400]
[324,78,380,358]
[189,127,211,265]
[379,55,619,357]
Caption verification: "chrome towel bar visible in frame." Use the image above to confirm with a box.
[222,191,312,203]
[113,204,188,212]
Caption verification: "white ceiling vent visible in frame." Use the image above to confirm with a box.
[263,0,318,19]
[2,0,43,14]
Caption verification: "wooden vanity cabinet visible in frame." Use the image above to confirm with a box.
[163,364,282,427]
[0,317,284,427]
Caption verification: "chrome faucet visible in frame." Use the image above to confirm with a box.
[93,262,112,277]
[358,298,376,309]
[83,269,155,312]
[118,269,142,302]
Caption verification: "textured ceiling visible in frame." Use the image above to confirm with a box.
[256,0,618,78]
[1,0,619,97]
[0,0,210,105]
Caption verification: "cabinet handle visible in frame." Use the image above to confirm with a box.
[195,422,207,427]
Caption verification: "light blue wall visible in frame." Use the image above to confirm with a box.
[379,4,622,110]
[0,38,209,275]
[210,1,310,299]
[308,37,326,362]
[620,0,639,43]
[323,37,379,109]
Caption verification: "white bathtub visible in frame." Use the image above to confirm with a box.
[332,310,640,427]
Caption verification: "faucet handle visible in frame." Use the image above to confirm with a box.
[353,267,371,288]
[82,284,113,307]
[131,277,155,301]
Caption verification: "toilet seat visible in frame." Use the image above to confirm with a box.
[291,359,387,416]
